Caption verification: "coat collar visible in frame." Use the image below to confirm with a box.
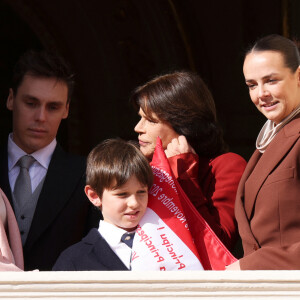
[84,228,129,270]
[244,115,300,219]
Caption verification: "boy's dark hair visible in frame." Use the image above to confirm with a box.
[86,138,153,198]
[12,49,75,103]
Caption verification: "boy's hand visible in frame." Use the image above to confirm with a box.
[165,135,196,158]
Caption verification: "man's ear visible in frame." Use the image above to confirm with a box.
[6,88,14,111]
[84,185,102,208]
[62,102,70,119]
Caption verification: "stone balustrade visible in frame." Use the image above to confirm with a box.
[0,271,299,299]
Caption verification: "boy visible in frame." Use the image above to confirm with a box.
[53,138,153,271]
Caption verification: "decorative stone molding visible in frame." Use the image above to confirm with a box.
[0,271,299,299]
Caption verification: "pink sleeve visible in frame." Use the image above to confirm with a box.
[168,153,246,250]
[0,189,24,271]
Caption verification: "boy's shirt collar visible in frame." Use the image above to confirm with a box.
[99,220,135,246]
[98,220,136,270]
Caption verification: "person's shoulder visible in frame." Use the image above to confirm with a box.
[209,152,247,173]
[211,152,246,164]
[51,144,86,170]
[53,228,100,270]
[53,144,86,161]
[0,190,7,228]
[82,227,102,244]
[66,228,100,251]
[283,115,300,137]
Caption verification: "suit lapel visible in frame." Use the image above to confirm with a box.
[234,150,261,245]
[237,149,261,200]
[24,144,85,250]
[85,229,128,270]
[244,116,300,219]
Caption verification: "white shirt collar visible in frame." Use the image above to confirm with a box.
[8,133,57,171]
[99,220,136,270]
[99,220,136,246]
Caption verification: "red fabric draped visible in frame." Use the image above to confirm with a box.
[150,138,236,270]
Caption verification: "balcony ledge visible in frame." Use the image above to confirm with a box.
[0,271,299,299]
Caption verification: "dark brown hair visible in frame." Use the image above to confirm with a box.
[131,71,227,158]
[12,49,75,103]
[86,138,153,197]
[246,34,300,73]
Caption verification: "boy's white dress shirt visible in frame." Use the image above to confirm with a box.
[99,220,135,269]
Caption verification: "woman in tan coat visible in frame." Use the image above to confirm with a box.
[227,34,300,270]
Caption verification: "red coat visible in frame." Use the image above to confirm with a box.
[169,152,246,250]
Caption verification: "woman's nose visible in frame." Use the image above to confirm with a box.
[258,84,270,99]
[134,119,144,133]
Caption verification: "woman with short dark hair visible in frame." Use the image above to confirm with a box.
[132,71,246,250]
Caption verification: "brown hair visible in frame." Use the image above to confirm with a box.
[131,71,227,158]
[12,50,74,103]
[86,138,153,197]
[246,34,300,73]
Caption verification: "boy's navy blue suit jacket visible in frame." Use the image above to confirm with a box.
[0,142,101,271]
[53,228,129,271]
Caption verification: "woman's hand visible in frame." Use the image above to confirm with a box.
[225,260,241,270]
[165,135,196,158]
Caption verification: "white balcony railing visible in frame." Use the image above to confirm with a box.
[0,271,300,299]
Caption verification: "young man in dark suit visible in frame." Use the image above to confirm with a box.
[0,50,101,271]
[53,139,153,271]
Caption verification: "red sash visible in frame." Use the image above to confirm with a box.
[149,138,236,270]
